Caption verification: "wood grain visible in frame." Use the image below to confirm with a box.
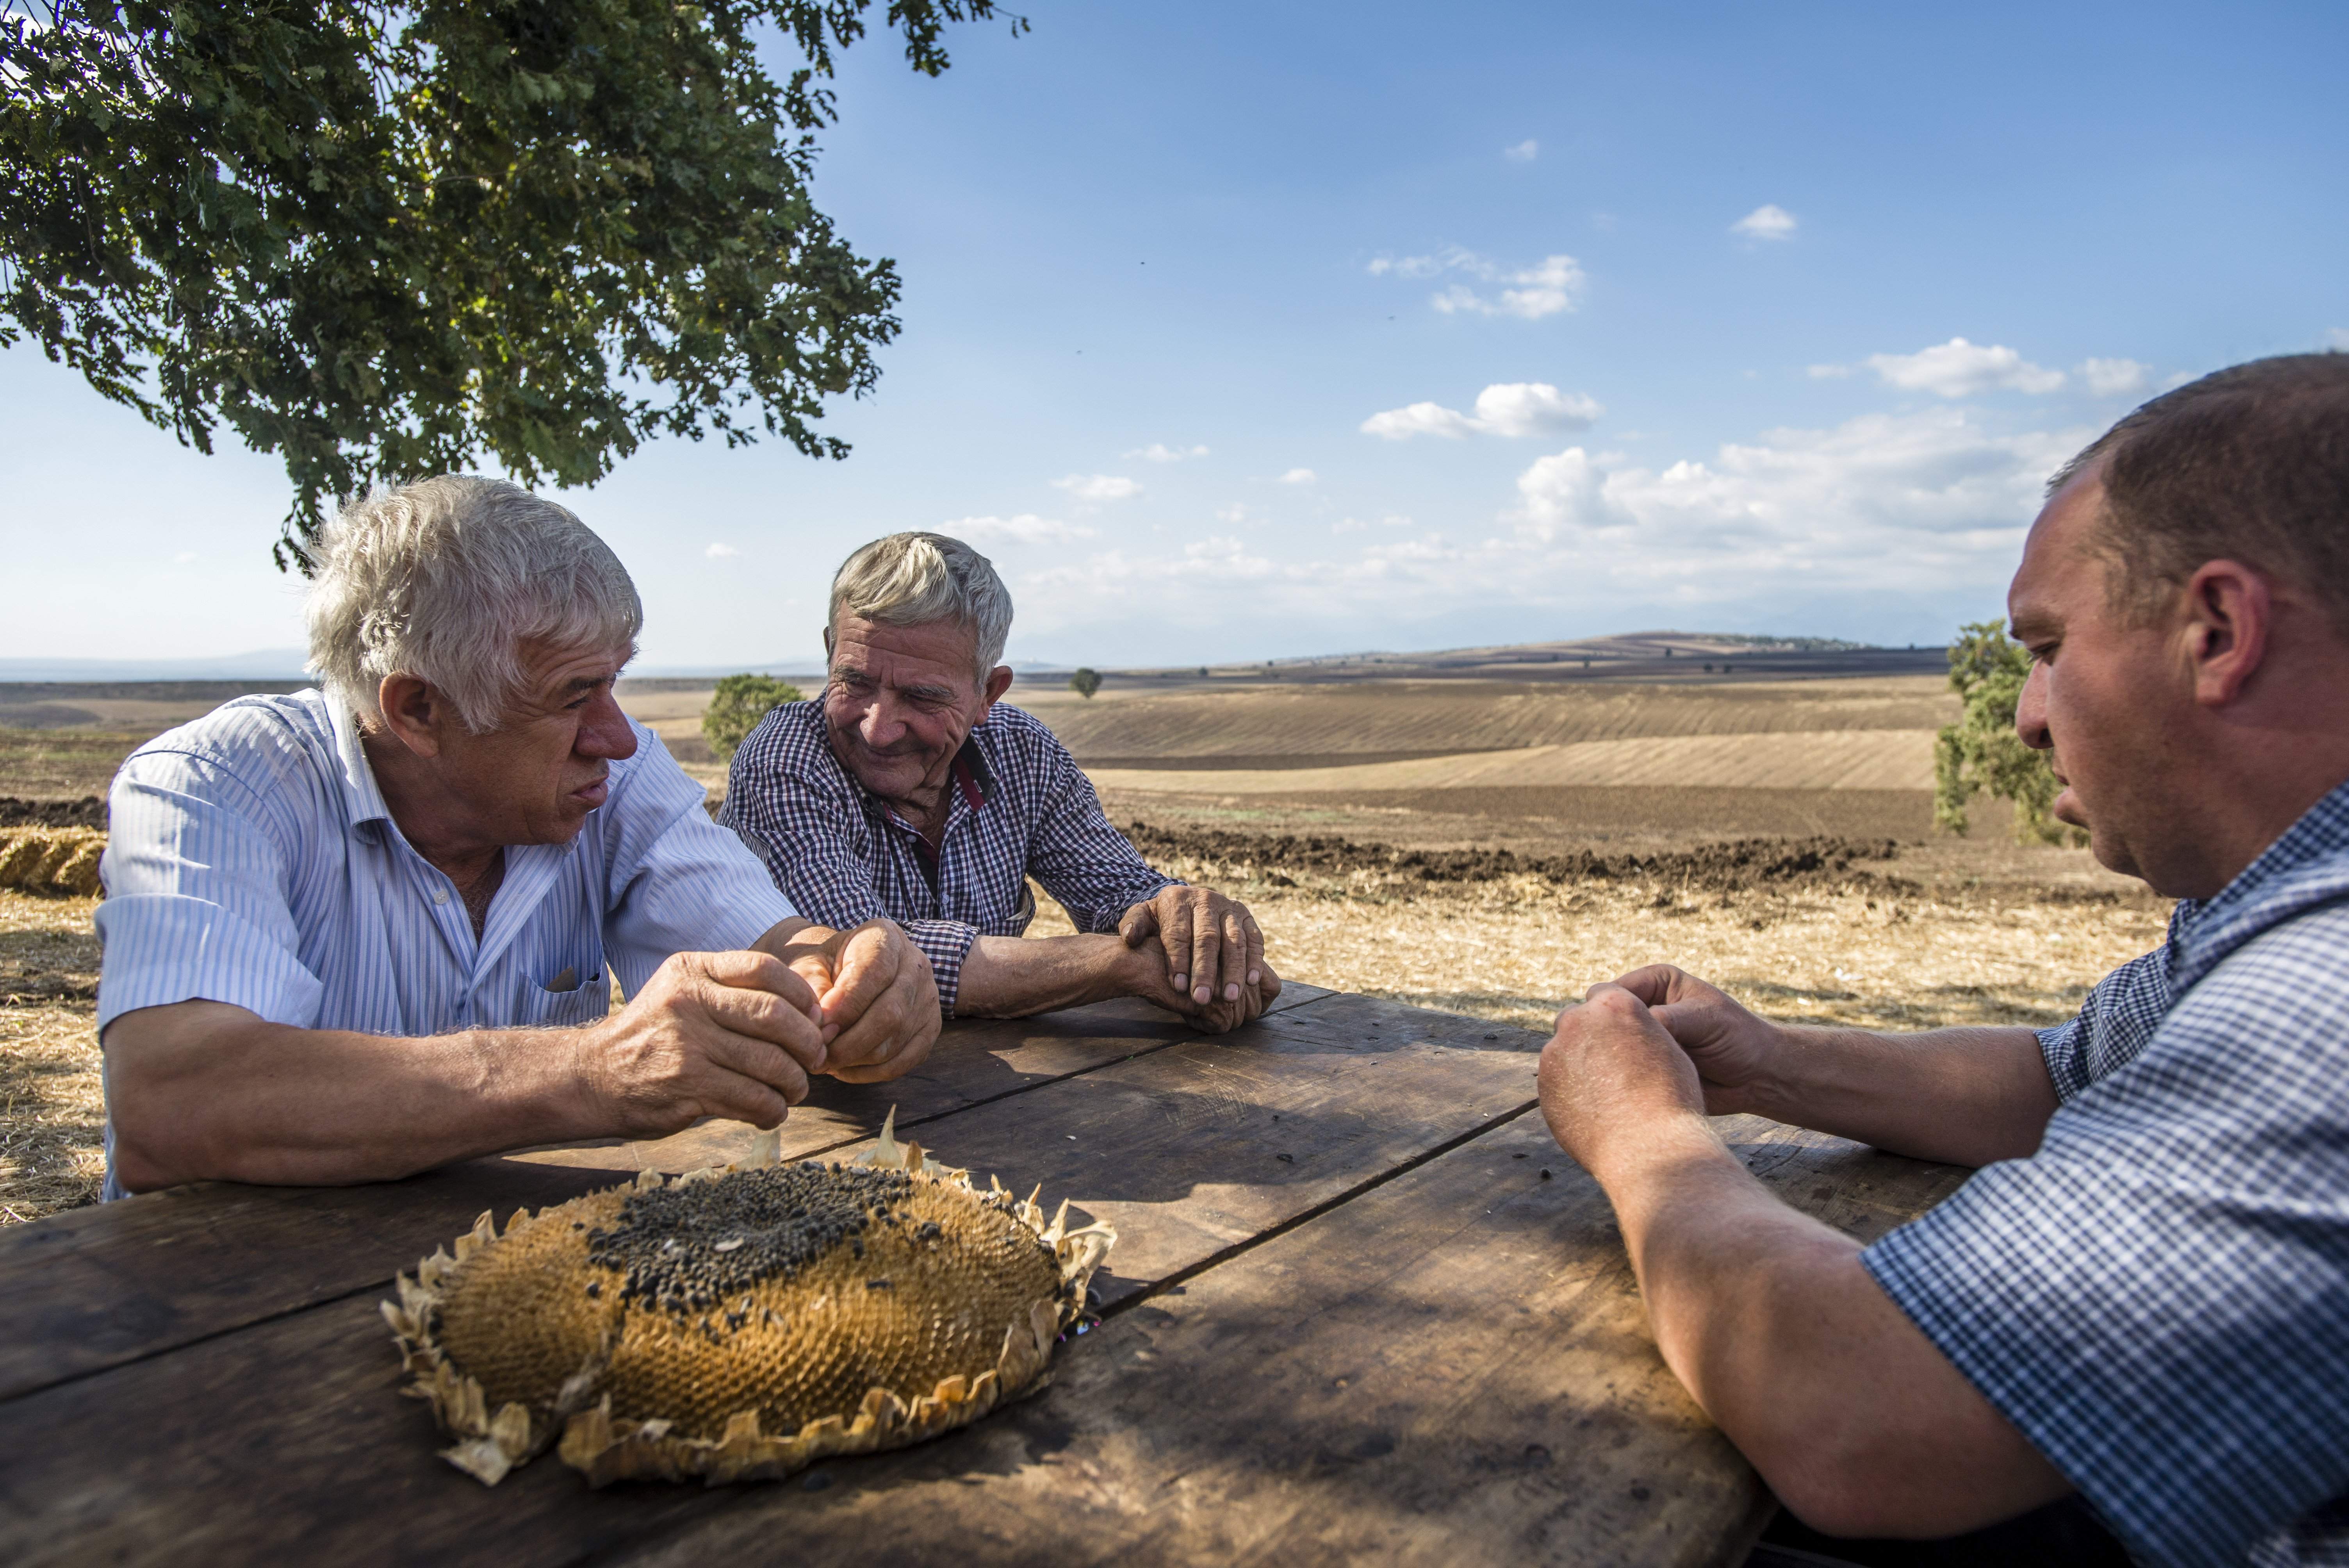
[0,997,1551,1567]
[604,1115,1970,1568]
[0,989,1335,1402]
[0,1101,1968,1568]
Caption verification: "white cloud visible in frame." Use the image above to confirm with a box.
[1125,443,1209,463]
[1362,381,1602,440]
[1002,409,2087,653]
[1369,247,1585,319]
[705,542,739,558]
[2078,357,2151,397]
[1503,139,1539,162]
[1731,204,1798,241]
[946,514,1095,546]
[1215,502,1249,524]
[1513,409,2075,566]
[1807,363,1853,380]
[1861,338,2066,397]
[2328,328,2349,350]
[174,551,198,564]
[1471,382,1604,437]
[1277,468,1317,485]
[1050,473,1142,502]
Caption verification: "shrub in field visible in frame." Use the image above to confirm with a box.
[702,675,805,764]
[1934,622,2082,845]
[1068,668,1102,699]
[0,829,105,896]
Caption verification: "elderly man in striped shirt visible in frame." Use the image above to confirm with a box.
[722,532,1280,1031]
[97,478,937,1197]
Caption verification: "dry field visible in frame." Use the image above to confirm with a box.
[0,665,2165,1226]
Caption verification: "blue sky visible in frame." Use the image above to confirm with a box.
[3,0,2344,671]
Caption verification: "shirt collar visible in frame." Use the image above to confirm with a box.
[325,696,395,832]
[2171,776,2349,992]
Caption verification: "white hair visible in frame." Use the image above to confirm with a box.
[304,476,642,734]
[828,532,1013,679]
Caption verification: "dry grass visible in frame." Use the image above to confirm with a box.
[0,728,143,800]
[1029,675,1958,761]
[0,891,105,1222]
[1028,861,2169,1037]
[1086,727,1937,796]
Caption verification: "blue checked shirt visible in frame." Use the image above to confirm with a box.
[1864,779,2349,1568]
[718,700,1178,1013]
[95,689,795,1198]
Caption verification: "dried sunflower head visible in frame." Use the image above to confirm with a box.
[382,1113,1114,1486]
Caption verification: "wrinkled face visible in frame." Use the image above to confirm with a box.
[823,615,1005,807]
[432,640,640,846]
[2009,471,2194,887]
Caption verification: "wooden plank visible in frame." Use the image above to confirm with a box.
[0,989,1336,1403]
[607,1115,1974,1568]
[511,981,1340,1176]
[0,1105,1968,1568]
[0,995,1549,1566]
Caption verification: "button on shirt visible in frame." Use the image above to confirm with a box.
[1864,779,2349,1568]
[718,700,1178,1013]
[94,690,795,1198]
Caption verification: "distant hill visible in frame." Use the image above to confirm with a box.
[0,650,312,682]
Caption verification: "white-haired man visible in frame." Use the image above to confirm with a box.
[1540,354,2349,1564]
[98,477,937,1196]
[722,531,1280,1030]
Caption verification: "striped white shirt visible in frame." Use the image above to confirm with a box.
[95,689,795,1197]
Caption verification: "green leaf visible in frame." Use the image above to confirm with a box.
[0,0,1024,564]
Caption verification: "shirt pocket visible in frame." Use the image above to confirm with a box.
[515,954,610,1028]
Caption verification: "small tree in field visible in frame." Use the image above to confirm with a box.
[1068,668,1101,699]
[703,674,804,764]
[1933,621,2082,844]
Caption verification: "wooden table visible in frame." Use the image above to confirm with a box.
[0,985,1968,1566]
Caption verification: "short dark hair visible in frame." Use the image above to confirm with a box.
[2048,352,2349,628]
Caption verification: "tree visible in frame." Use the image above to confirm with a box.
[702,672,802,764]
[1932,620,2082,844]
[0,1,1020,565]
[1067,666,1100,699]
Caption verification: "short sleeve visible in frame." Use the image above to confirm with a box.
[600,728,796,998]
[1862,906,2349,1568]
[95,752,328,1032]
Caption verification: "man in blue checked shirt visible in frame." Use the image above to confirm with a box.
[97,477,937,1197]
[1541,353,2349,1568]
[722,531,1280,1032]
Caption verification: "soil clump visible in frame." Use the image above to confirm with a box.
[0,797,105,829]
[1124,820,1914,895]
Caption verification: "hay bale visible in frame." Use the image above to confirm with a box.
[0,829,107,896]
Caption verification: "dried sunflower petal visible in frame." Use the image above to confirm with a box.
[382,1112,1114,1486]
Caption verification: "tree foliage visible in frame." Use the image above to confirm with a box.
[702,672,802,763]
[1932,620,2082,845]
[0,0,1019,565]
[1066,666,1100,699]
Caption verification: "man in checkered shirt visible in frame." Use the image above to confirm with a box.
[722,531,1280,1036]
[1540,354,2349,1567]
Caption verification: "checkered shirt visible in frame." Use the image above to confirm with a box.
[1864,779,2349,1568]
[718,700,1179,1013]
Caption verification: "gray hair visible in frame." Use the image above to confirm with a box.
[304,476,643,734]
[827,532,1013,680]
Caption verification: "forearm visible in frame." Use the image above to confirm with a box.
[954,934,1144,1018]
[105,1004,602,1190]
[1734,1024,2057,1165]
[1593,1115,2068,1536]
